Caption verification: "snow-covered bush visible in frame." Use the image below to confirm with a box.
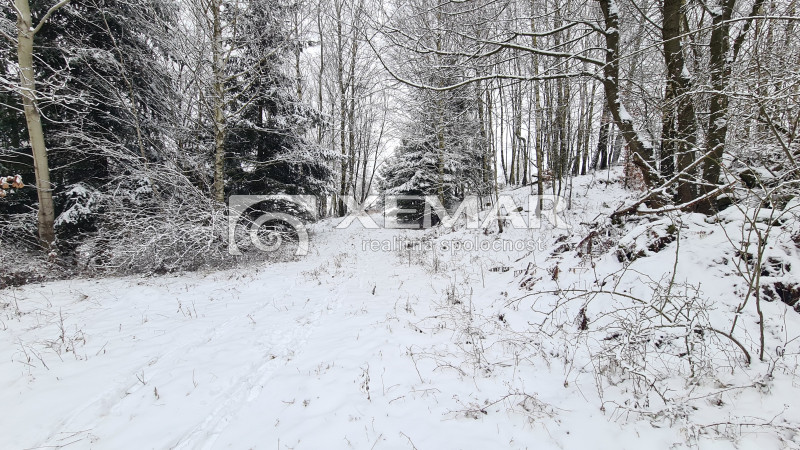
[0,175,59,287]
[0,210,54,288]
[54,183,102,234]
[72,168,232,274]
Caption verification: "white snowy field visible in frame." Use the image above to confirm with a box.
[3,169,800,449]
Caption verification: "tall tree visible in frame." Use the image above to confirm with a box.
[7,0,70,248]
[222,0,335,197]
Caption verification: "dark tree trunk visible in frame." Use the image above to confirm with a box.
[698,0,735,213]
[662,0,699,205]
[598,0,660,189]
[594,106,611,171]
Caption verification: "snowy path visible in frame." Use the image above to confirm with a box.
[2,223,484,449]
[3,251,342,449]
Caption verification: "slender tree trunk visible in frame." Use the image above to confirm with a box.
[528,22,544,209]
[485,87,496,191]
[477,80,490,190]
[434,9,446,204]
[316,1,327,216]
[523,80,532,185]
[545,83,558,193]
[317,2,324,146]
[293,2,303,101]
[211,0,226,203]
[336,0,348,216]
[347,41,357,203]
[581,79,596,175]
[15,0,56,247]
[574,81,587,177]
[557,78,569,195]
[360,134,369,202]
[498,82,508,184]
[594,105,611,170]
[511,78,523,185]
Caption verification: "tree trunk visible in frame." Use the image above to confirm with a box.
[598,0,660,189]
[293,3,303,101]
[211,0,226,203]
[529,2,545,212]
[594,106,611,170]
[347,44,357,203]
[523,81,531,185]
[15,0,56,248]
[498,82,508,184]
[336,0,348,216]
[662,0,698,204]
[581,79,596,176]
[477,80,490,190]
[317,2,325,146]
[698,0,735,213]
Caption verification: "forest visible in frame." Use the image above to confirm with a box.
[2,0,800,448]
[0,0,796,273]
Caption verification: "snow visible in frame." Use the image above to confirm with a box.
[618,103,655,151]
[608,0,619,16]
[3,168,800,449]
[54,183,101,227]
[618,103,633,122]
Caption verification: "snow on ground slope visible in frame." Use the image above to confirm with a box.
[3,168,800,449]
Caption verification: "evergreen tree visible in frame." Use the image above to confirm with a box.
[223,0,335,198]
[0,0,179,234]
[380,84,487,208]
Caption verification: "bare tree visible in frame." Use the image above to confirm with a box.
[8,0,70,248]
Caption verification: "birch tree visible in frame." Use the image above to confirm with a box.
[7,0,70,248]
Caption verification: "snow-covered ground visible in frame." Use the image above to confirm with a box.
[3,169,800,449]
